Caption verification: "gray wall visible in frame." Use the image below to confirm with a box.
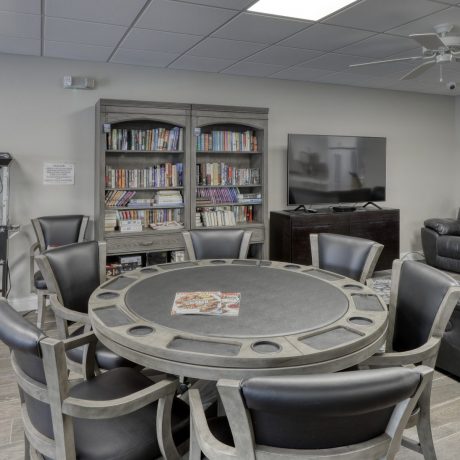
[0,53,456,303]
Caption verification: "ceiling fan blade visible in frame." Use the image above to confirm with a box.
[400,60,437,80]
[409,33,445,50]
[349,56,424,68]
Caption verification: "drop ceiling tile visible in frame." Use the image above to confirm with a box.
[0,0,40,14]
[111,48,179,67]
[389,6,460,36]
[45,0,147,26]
[169,54,235,72]
[269,66,334,81]
[121,28,203,54]
[213,12,309,44]
[245,45,321,66]
[324,0,447,33]
[337,34,418,59]
[299,53,371,72]
[137,0,237,35]
[0,35,40,55]
[187,37,265,60]
[222,61,285,76]
[175,0,255,10]
[0,11,40,38]
[45,17,127,47]
[280,24,374,52]
[44,40,113,61]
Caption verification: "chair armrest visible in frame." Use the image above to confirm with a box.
[49,294,91,325]
[62,331,98,351]
[361,337,440,367]
[425,218,460,236]
[62,377,179,419]
[30,242,40,292]
[189,389,240,460]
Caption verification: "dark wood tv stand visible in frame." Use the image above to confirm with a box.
[270,208,400,271]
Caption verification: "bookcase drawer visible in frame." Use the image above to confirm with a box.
[106,233,185,255]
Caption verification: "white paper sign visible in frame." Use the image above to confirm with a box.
[43,163,75,185]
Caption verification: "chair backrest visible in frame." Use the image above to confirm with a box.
[183,229,252,260]
[0,300,54,440]
[238,367,421,450]
[310,233,383,283]
[32,215,88,252]
[36,241,103,314]
[389,260,460,353]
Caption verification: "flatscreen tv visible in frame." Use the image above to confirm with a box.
[287,134,386,207]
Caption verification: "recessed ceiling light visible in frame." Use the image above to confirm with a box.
[248,0,357,21]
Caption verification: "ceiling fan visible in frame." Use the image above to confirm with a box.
[349,24,460,81]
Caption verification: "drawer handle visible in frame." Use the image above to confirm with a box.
[139,241,155,246]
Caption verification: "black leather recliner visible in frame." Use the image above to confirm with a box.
[421,213,460,379]
[421,211,460,273]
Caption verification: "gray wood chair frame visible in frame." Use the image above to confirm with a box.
[30,216,89,329]
[361,259,460,459]
[35,242,106,377]
[11,331,182,460]
[188,366,433,460]
[310,233,383,284]
[183,230,252,261]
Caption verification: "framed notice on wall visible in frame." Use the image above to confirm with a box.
[43,162,75,185]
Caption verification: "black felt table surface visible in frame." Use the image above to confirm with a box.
[125,265,349,339]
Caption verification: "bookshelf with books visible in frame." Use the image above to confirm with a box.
[191,105,268,258]
[95,100,269,262]
[95,100,191,259]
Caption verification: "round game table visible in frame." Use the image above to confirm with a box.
[89,259,388,380]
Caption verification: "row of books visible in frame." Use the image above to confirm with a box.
[196,187,262,205]
[105,190,183,208]
[107,126,183,151]
[105,209,183,231]
[105,163,183,189]
[196,163,260,186]
[196,206,254,227]
[196,130,258,152]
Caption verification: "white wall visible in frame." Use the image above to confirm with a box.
[0,53,457,301]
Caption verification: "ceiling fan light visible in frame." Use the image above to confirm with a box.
[248,0,357,21]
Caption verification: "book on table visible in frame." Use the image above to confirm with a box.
[172,292,240,316]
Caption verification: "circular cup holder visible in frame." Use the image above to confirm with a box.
[284,264,300,270]
[97,292,119,300]
[210,260,226,264]
[140,268,158,274]
[348,317,373,326]
[251,341,282,354]
[128,325,155,336]
[343,284,363,291]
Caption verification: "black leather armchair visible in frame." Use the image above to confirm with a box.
[189,366,432,460]
[182,229,252,261]
[422,211,460,274]
[310,233,383,283]
[0,299,189,460]
[30,215,89,329]
[35,241,135,376]
[362,259,460,458]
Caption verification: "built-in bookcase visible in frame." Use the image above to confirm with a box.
[95,100,268,262]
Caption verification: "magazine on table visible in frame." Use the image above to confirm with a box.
[172,291,241,316]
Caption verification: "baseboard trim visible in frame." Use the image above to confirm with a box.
[8,295,37,312]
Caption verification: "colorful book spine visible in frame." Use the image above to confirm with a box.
[196,130,258,152]
[196,163,260,186]
[106,126,183,151]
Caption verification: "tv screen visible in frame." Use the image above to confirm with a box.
[287,134,386,206]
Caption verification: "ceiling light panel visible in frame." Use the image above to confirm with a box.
[248,0,357,21]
